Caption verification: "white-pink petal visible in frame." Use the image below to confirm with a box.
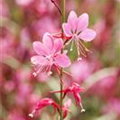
[55,54,71,68]
[78,28,96,42]
[67,11,77,32]
[54,38,63,53]
[62,23,72,37]
[43,33,54,53]
[33,42,47,55]
[31,56,46,65]
[77,13,89,32]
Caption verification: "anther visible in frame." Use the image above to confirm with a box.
[29,110,36,118]
[33,72,37,77]
[29,113,34,118]
[77,57,82,61]
[80,103,85,113]
[48,71,52,75]
[81,108,85,113]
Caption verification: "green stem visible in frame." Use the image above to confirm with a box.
[61,0,66,23]
[60,0,65,120]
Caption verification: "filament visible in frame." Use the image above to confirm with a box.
[29,110,36,118]
[70,40,74,51]
[80,103,85,113]
[33,60,52,76]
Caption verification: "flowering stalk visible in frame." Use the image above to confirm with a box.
[30,0,96,119]
[59,0,66,120]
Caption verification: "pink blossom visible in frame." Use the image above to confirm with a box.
[29,98,59,118]
[62,11,96,59]
[31,32,71,76]
[51,82,85,112]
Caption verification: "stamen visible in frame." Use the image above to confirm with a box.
[29,110,36,118]
[48,71,52,75]
[77,57,82,61]
[33,60,50,76]
[80,103,85,113]
[70,40,74,51]
[44,64,52,75]
[75,40,81,58]
[33,72,37,77]
[78,41,87,57]
[29,113,34,118]
[65,39,72,45]
[77,40,92,57]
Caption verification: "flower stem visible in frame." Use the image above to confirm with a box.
[60,0,65,120]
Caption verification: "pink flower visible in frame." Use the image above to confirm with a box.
[51,82,85,112]
[62,11,96,59]
[31,32,71,76]
[29,98,59,118]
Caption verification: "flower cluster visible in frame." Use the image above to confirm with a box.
[30,10,96,118]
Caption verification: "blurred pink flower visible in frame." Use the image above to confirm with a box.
[0,27,15,60]
[89,74,116,98]
[8,110,25,120]
[107,99,120,115]
[29,98,59,118]
[15,83,32,106]
[0,0,9,17]
[103,99,120,117]
[4,81,15,92]
[31,32,71,76]
[33,16,59,37]
[15,0,34,6]
[70,60,91,83]
[35,0,54,15]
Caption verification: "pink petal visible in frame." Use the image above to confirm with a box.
[33,42,47,55]
[55,54,71,68]
[64,99,71,108]
[62,23,72,37]
[77,13,89,32]
[43,32,54,53]
[67,11,77,32]
[54,38,63,53]
[31,55,46,65]
[73,92,81,105]
[78,28,96,42]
